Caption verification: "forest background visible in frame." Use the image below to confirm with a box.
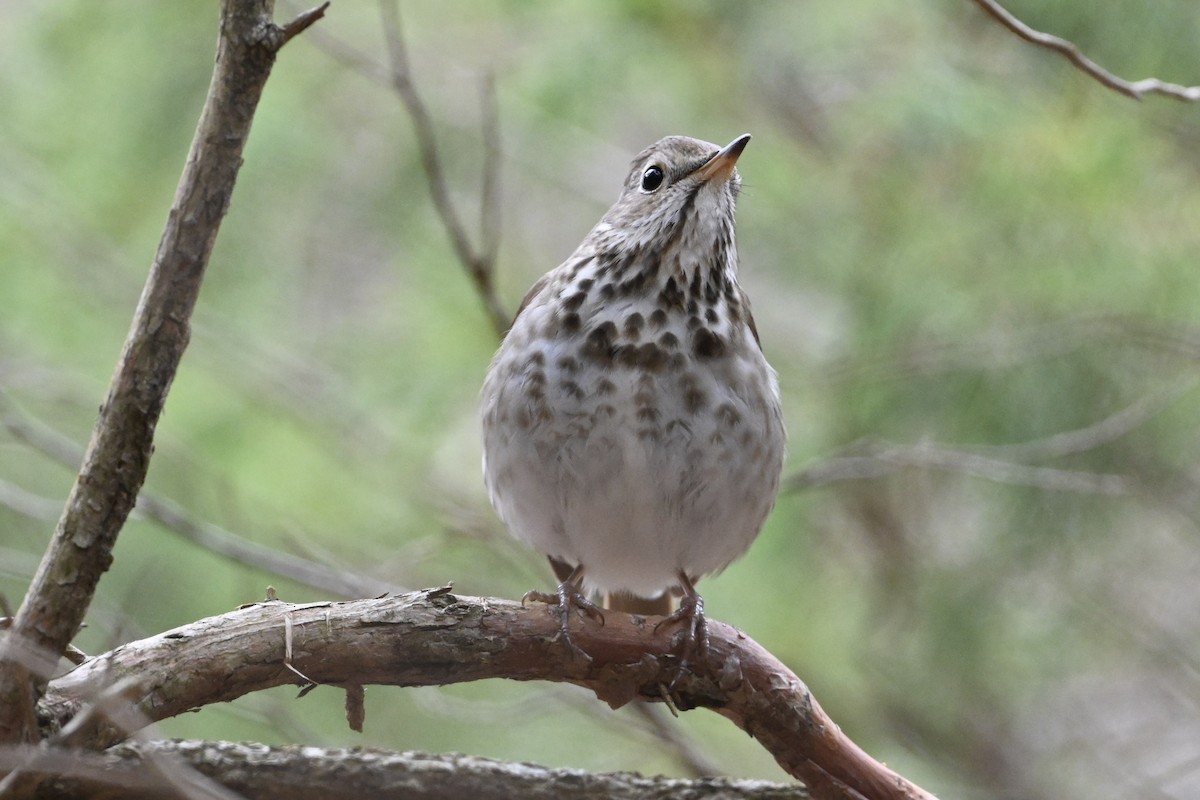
[2,2,1199,798]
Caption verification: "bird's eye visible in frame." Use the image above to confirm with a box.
[640,165,665,193]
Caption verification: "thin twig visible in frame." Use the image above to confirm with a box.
[0,477,62,521]
[378,0,510,337]
[40,677,245,800]
[137,494,405,599]
[789,440,1131,495]
[303,1,513,336]
[627,702,720,778]
[479,71,503,272]
[824,315,1200,388]
[61,645,89,667]
[289,14,392,85]
[790,375,1199,495]
[280,2,331,46]
[972,0,1200,102]
[967,377,1197,463]
[0,394,404,600]
[822,318,1104,387]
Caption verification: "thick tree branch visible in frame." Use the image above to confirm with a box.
[971,0,1200,101]
[0,0,328,746]
[38,589,938,800]
[7,741,806,800]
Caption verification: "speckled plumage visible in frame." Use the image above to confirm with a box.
[481,134,785,608]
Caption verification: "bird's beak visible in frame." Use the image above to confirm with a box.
[696,133,751,183]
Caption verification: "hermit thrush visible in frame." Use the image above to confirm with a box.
[481,134,785,658]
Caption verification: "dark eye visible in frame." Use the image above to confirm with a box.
[640,165,665,192]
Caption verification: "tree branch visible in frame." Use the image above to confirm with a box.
[478,71,503,274]
[788,377,1198,496]
[0,393,405,600]
[971,0,1200,101]
[964,377,1196,462]
[8,741,807,800]
[377,0,511,337]
[0,0,327,746]
[824,315,1200,388]
[38,589,939,800]
[788,438,1131,495]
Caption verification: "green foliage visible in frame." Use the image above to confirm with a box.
[2,2,1199,797]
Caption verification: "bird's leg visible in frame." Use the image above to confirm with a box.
[654,571,708,682]
[522,560,604,661]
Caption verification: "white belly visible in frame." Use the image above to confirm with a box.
[482,316,785,598]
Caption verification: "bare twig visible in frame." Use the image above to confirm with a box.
[3,677,247,800]
[0,744,175,795]
[51,678,146,750]
[279,2,330,46]
[60,646,89,668]
[790,376,1198,495]
[628,702,721,778]
[789,439,1131,495]
[0,391,85,466]
[967,377,1197,463]
[822,319,1096,388]
[0,478,61,522]
[0,0,325,745]
[0,394,403,600]
[971,0,1200,102]
[1104,316,1200,361]
[378,0,510,337]
[137,495,405,600]
[40,590,939,800]
[479,72,503,272]
[823,316,1197,388]
[289,16,392,85]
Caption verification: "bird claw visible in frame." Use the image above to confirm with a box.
[523,573,605,662]
[520,589,555,608]
[654,574,708,687]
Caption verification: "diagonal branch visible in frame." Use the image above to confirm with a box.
[788,440,1131,495]
[38,589,940,800]
[788,377,1198,496]
[0,394,403,600]
[478,71,504,274]
[0,0,327,746]
[378,0,511,337]
[0,676,244,800]
[971,0,1200,102]
[964,377,1196,463]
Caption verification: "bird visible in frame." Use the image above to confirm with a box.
[481,133,785,661]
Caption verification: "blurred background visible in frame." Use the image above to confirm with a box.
[2,2,1200,797]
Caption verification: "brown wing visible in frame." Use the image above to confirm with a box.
[508,251,599,337]
[510,272,553,334]
[743,289,763,349]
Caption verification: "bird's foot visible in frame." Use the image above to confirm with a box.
[523,567,604,662]
[654,573,707,687]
